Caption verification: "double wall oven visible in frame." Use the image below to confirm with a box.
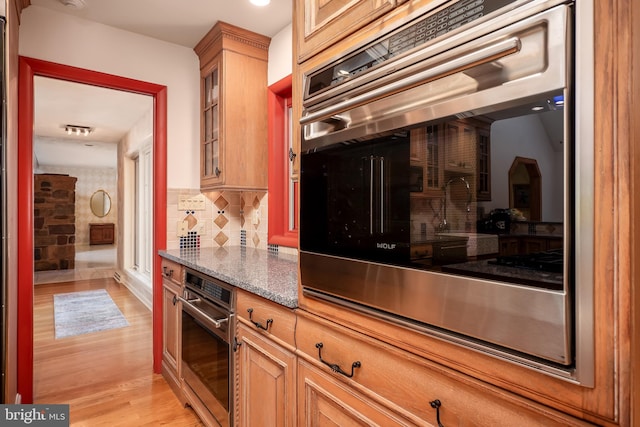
[180,269,235,427]
[300,0,594,383]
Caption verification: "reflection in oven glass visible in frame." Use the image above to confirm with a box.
[182,313,229,410]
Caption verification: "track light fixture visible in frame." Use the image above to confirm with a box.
[64,125,93,137]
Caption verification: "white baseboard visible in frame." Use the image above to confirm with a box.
[115,269,153,311]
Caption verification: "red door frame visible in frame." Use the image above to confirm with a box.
[17,57,167,403]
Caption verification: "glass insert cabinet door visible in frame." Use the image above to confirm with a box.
[202,64,220,181]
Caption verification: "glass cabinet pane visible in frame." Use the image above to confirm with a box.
[204,142,213,176]
[205,74,212,106]
[211,68,219,102]
[205,108,212,141]
[202,65,220,180]
[212,105,219,140]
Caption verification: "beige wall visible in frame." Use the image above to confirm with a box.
[38,165,118,246]
[19,5,200,190]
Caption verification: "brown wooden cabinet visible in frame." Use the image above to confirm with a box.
[295,310,588,426]
[236,323,297,427]
[194,22,271,191]
[235,290,297,427]
[295,0,397,63]
[160,258,184,404]
[89,223,114,245]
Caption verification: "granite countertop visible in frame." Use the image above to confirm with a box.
[159,247,299,308]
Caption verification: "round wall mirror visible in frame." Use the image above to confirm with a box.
[90,190,112,218]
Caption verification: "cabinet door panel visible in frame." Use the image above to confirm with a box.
[237,323,296,427]
[162,280,180,372]
[297,0,396,62]
[297,359,413,427]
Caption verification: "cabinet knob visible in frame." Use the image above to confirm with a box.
[214,166,221,177]
[288,147,297,162]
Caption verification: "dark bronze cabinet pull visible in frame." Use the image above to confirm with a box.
[315,342,361,378]
[233,336,242,352]
[172,295,177,305]
[429,399,445,427]
[247,308,273,331]
[288,147,297,162]
[162,266,173,277]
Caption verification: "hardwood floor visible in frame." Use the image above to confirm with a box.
[34,278,203,426]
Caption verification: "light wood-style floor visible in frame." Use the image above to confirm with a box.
[34,278,204,426]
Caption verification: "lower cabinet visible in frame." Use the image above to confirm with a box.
[235,289,297,427]
[160,259,184,404]
[297,358,416,426]
[295,310,592,427]
[235,322,297,427]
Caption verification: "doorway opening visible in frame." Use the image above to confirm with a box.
[508,156,542,221]
[18,56,167,403]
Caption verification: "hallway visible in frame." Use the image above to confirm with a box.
[34,244,116,285]
[33,277,202,426]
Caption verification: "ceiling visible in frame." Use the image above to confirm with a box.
[30,0,293,48]
[31,0,292,169]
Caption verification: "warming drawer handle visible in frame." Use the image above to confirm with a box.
[247,308,273,332]
[315,342,361,378]
[300,37,521,126]
[429,399,445,427]
[178,296,229,329]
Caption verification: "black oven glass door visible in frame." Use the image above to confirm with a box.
[301,135,410,263]
[301,90,569,291]
[181,295,230,418]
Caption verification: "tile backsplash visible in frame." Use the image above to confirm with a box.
[166,188,268,251]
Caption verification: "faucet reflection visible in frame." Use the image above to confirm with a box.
[438,176,472,232]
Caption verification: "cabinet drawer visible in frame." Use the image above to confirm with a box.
[298,358,419,426]
[160,258,183,286]
[236,289,296,349]
[296,311,591,426]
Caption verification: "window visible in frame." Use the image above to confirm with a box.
[268,75,297,247]
[133,145,153,276]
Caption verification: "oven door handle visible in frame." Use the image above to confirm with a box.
[179,296,229,330]
[300,37,521,126]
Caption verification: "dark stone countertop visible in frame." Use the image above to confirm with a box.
[442,259,563,290]
[159,247,299,308]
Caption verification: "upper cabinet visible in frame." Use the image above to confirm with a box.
[194,22,271,191]
[296,0,399,63]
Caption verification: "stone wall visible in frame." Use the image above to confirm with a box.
[34,174,78,271]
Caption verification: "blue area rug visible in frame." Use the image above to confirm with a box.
[53,289,129,339]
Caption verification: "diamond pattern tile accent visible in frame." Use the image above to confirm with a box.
[252,196,260,210]
[252,233,260,247]
[215,195,229,210]
[240,214,245,228]
[240,195,245,211]
[253,216,260,229]
[214,232,229,247]
[214,214,229,229]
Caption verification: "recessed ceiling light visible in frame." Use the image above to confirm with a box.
[250,0,270,6]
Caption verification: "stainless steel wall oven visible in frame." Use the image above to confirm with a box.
[181,269,235,427]
[299,0,594,384]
